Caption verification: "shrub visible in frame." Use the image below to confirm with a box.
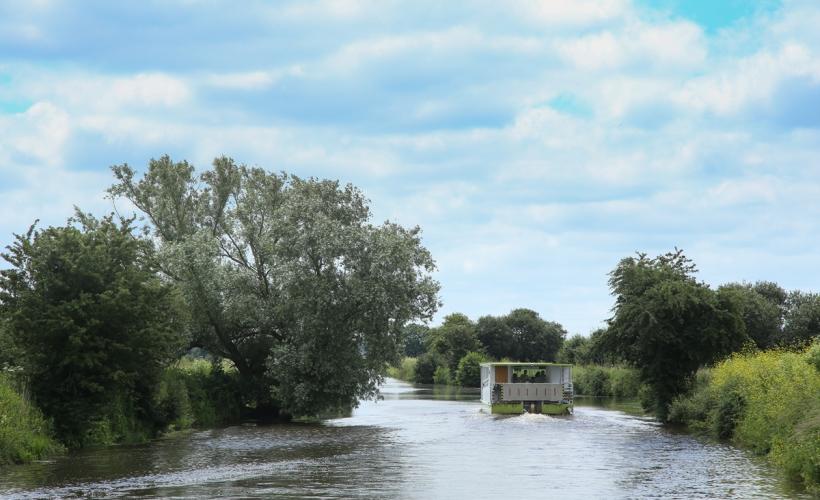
[807,338,820,372]
[671,346,820,493]
[433,366,452,385]
[413,352,442,384]
[454,352,488,387]
[386,357,417,382]
[155,358,242,429]
[573,365,641,398]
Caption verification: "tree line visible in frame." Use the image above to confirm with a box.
[398,308,567,387]
[396,249,820,424]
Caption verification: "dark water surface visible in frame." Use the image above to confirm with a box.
[0,379,805,499]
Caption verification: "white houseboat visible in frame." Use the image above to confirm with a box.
[479,362,573,415]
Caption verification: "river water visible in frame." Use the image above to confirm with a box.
[0,379,805,499]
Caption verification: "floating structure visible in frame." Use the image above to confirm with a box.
[479,362,573,415]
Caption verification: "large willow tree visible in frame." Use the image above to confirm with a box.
[110,156,439,416]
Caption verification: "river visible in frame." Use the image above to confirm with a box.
[0,379,805,499]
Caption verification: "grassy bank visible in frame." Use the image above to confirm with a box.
[0,373,63,465]
[0,357,243,465]
[669,342,820,493]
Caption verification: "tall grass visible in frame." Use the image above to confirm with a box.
[669,341,820,493]
[0,373,63,465]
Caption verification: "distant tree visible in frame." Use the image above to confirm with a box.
[110,156,440,416]
[601,249,747,420]
[455,351,488,387]
[413,352,443,384]
[476,315,514,360]
[401,323,429,357]
[505,308,565,362]
[783,291,820,346]
[558,334,591,365]
[429,313,481,372]
[719,283,783,349]
[0,213,184,446]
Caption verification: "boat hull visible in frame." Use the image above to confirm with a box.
[490,402,572,415]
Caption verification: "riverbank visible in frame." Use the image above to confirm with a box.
[0,358,242,465]
[669,342,820,494]
[0,373,63,465]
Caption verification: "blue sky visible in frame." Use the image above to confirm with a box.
[1,0,819,335]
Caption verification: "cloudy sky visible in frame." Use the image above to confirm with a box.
[1,0,819,334]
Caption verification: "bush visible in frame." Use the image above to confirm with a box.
[807,338,820,372]
[671,346,820,493]
[155,358,242,429]
[386,357,417,382]
[454,352,488,387]
[433,366,452,385]
[573,365,642,398]
[413,352,441,384]
[0,373,63,464]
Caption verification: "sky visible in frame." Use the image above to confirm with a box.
[1,0,819,335]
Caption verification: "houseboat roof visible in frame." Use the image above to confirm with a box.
[479,362,573,367]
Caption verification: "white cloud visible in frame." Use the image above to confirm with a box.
[514,0,630,26]
[0,101,70,166]
[555,21,706,71]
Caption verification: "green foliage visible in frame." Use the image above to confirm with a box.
[155,357,242,429]
[0,213,184,447]
[719,282,784,349]
[558,334,591,364]
[432,366,452,385]
[572,365,643,398]
[454,351,488,387]
[0,374,63,465]
[783,291,820,347]
[429,313,480,373]
[669,347,820,493]
[476,309,565,362]
[401,324,429,357]
[386,357,417,382]
[110,156,440,417]
[602,249,747,420]
[807,338,820,372]
[413,352,442,384]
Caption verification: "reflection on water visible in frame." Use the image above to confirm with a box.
[0,379,806,499]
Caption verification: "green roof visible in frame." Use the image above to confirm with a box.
[480,362,573,367]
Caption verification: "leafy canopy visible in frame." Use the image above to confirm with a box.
[602,249,747,420]
[109,155,440,416]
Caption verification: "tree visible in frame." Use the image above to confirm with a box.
[429,313,481,372]
[783,291,820,346]
[401,323,429,357]
[558,334,591,364]
[476,315,514,360]
[110,156,439,416]
[455,351,488,387]
[601,249,747,420]
[505,308,565,362]
[0,213,183,445]
[719,283,783,349]
[413,352,443,384]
